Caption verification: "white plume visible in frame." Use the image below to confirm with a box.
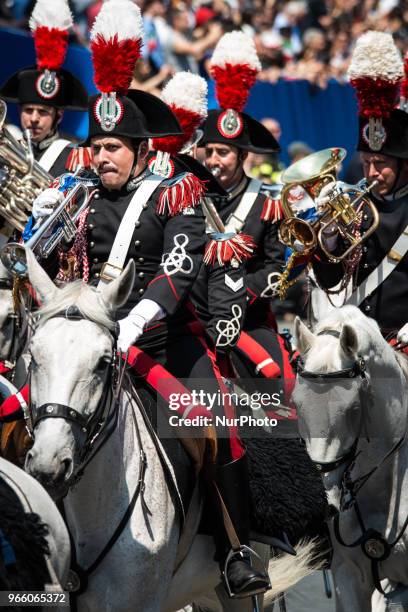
[29,0,73,31]
[161,72,208,117]
[211,31,261,71]
[90,0,144,42]
[348,31,403,82]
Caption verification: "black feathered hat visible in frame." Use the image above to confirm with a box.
[198,31,280,154]
[0,0,88,110]
[84,0,181,145]
[199,109,280,153]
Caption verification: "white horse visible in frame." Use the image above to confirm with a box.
[23,248,315,612]
[294,305,408,611]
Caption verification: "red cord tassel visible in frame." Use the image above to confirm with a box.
[157,173,206,216]
[204,233,256,266]
[261,197,283,222]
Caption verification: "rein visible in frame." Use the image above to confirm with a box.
[27,306,151,599]
[299,328,408,595]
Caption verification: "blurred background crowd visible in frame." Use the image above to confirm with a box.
[2,0,407,91]
[0,0,406,318]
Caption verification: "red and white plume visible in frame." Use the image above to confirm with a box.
[400,52,408,112]
[29,0,73,71]
[153,72,208,155]
[348,31,403,120]
[210,31,261,112]
[90,0,143,95]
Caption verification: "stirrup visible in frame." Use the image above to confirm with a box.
[222,544,271,599]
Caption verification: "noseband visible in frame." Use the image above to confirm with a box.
[297,329,368,473]
[26,306,122,482]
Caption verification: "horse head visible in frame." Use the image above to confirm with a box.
[292,306,403,500]
[24,248,135,499]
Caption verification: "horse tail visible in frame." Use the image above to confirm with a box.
[264,538,324,604]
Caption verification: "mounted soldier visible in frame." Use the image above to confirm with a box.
[306,32,408,342]
[15,0,270,599]
[198,31,295,393]
[0,0,89,178]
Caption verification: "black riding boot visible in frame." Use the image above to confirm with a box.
[212,453,270,599]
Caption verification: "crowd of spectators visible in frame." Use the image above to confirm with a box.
[0,0,407,91]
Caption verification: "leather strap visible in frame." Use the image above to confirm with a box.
[38,138,71,172]
[346,223,408,307]
[97,175,165,288]
[224,179,263,233]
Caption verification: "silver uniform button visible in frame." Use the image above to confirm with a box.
[363,246,368,252]
[139,288,144,295]
[89,241,95,248]
[93,258,98,263]
[364,263,368,268]
[142,203,148,210]
[94,193,100,200]
[95,272,100,278]
[90,208,96,214]
[365,305,371,311]
[138,272,144,278]
[88,223,94,230]
[135,221,141,228]
[138,257,144,263]
[134,240,141,247]
[363,214,368,220]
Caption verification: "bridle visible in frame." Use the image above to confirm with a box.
[26,305,151,600]
[298,328,408,595]
[0,278,27,374]
[298,329,368,474]
[26,305,123,484]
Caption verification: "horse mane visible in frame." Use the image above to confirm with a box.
[37,281,115,331]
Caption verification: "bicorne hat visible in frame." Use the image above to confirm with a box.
[348,31,408,158]
[199,31,280,154]
[84,0,181,145]
[0,0,88,110]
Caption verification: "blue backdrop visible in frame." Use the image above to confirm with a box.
[0,27,359,170]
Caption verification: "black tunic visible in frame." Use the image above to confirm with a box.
[86,177,206,348]
[212,177,285,327]
[312,189,408,335]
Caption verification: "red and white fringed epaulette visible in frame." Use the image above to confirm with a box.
[261,196,284,222]
[204,232,255,267]
[157,172,206,216]
[65,147,94,172]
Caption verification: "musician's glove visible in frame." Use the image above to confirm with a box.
[117,299,166,352]
[32,188,63,220]
[397,323,408,346]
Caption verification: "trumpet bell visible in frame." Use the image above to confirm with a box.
[281,148,346,185]
[1,243,27,277]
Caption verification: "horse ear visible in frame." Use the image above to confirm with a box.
[340,324,358,359]
[101,260,135,311]
[25,247,59,305]
[295,317,316,355]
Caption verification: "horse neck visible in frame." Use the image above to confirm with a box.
[63,387,167,567]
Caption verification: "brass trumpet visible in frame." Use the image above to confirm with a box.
[1,168,94,277]
[0,100,53,232]
[279,147,379,263]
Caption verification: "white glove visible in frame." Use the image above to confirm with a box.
[117,299,166,352]
[315,181,337,212]
[32,188,63,220]
[397,323,408,345]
